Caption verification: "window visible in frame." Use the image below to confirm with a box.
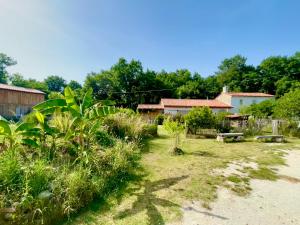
[239,99,243,105]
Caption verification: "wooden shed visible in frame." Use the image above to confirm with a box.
[0,84,45,118]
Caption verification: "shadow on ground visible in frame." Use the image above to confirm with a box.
[115,175,188,225]
[185,150,218,158]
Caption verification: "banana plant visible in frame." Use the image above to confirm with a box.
[33,87,117,162]
[0,117,39,151]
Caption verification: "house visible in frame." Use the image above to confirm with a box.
[137,98,232,120]
[137,86,274,119]
[0,83,45,118]
[216,86,274,113]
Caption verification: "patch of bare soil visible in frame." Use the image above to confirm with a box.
[176,150,300,225]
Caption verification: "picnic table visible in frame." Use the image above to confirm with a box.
[255,135,285,143]
[216,133,244,142]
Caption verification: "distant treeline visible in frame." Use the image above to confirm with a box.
[1,52,300,108]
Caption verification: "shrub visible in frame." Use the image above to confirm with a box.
[95,130,116,147]
[142,124,158,138]
[26,160,54,197]
[215,112,231,132]
[274,89,300,120]
[279,120,300,137]
[103,112,145,142]
[155,114,165,125]
[240,99,276,118]
[184,107,216,134]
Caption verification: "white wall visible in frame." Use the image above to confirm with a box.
[230,96,273,113]
[164,107,227,115]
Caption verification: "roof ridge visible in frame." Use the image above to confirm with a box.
[0,83,45,94]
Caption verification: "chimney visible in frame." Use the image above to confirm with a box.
[223,86,229,93]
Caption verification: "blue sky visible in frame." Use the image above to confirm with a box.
[0,0,299,83]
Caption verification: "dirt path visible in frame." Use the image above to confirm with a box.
[178,150,300,225]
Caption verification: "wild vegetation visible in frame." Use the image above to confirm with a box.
[0,87,154,225]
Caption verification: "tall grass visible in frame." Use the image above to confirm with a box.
[0,108,149,225]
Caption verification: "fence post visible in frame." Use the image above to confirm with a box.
[272,120,279,135]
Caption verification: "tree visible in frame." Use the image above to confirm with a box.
[10,73,49,94]
[68,80,82,90]
[216,55,258,92]
[275,77,300,97]
[258,55,300,94]
[163,117,185,155]
[274,89,300,120]
[44,75,66,92]
[0,53,17,84]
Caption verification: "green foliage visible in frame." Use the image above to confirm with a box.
[215,111,231,132]
[0,87,146,225]
[0,53,17,84]
[44,75,66,92]
[48,91,64,99]
[184,107,216,131]
[142,124,158,137]
[9,73,49,94]
[95,130,116,147]
[68,80,82,90]
[240,99,276,118]
[278,120,300,138]
[155,114,165,125]
[274,89,300,119]
[163,118,185,152]
[0,151,24,192]
[103,112,146,141]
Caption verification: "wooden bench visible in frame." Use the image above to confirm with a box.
[255,135,285,143]
[216,133,244,142]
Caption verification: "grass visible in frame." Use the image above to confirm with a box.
[64,126,300,225]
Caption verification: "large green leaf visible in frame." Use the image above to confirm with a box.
[15,122,35,132]
[22,138,39,148]
[0,120,11,135]
[35,112,45,124]
[81,88,93,114]
[64,87,80,113]
[33,99,67,111]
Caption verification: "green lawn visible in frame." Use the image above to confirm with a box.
[63,126,300,225]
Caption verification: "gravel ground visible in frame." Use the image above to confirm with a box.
[178,150,300,225]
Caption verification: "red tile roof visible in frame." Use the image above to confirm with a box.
[137,104,164,110]
[0,83,45,94]
[161,98,232,108]
[224,92,274,97]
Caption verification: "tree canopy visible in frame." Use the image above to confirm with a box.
[1,51,299,108]
[0,53,17,84]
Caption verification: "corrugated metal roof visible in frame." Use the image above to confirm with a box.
[224,92,274,97]
[161,98,232,108]
[0,83,45,94]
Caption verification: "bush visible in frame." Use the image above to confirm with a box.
[215,112,231,132]
[279,120,300,137]
[155,114,165,125]
[274,89,300,120]
[103,112,145,142]
[240,99,276,118]
[184,107,216,133]
[95,130,116,148]
[142,124,158,138]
